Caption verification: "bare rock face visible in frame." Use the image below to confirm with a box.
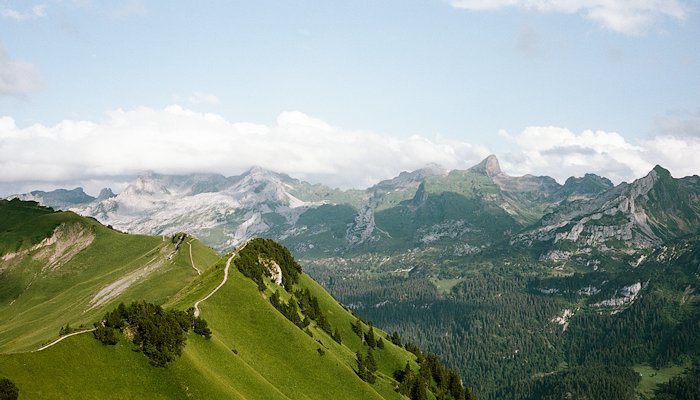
[71,168,328,251]
[592,282,642,308]
[346,206,378,246]
[516,165,700,256]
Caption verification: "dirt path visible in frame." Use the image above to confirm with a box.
[193,242,246,318]
[188,241,201,275]
[34,328,96,352]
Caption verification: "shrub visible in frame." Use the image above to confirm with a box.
[0,378,19,400]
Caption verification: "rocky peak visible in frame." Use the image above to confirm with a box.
[124,173,171,196]
[373,164,447,192]
[628,165,671,200]
[559,173,614,201]
[651,165,672,179]
[484,154,503,177]
[97,188,116,201]
[243,166,280,181]
[13,187,97,210]
[469,154,504,178]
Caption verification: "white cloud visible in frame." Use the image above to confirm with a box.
[499,125,700,183]
[0,45,43,97]
[0,106,490,193]
[448,0,688,35]
[2,107,699,196]
[641,135,700,179]
[1,4,47,20]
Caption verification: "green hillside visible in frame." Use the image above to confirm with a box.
[0,200,472,399]
[0,199,220,353]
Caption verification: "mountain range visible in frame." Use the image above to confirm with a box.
[7,155,700,399]
[12,155,700,261]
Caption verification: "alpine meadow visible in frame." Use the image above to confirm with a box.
[2,1,700,399]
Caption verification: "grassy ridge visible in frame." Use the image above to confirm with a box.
[0,201,450,399]
[0,201,216,353]
[0,248,421,399]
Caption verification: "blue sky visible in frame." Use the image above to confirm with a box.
[1,0,699,194]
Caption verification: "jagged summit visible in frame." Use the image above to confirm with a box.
[651,164,672,178]
[244,165,276,177]
[560,174,614,201]
[484,154,503,177]
[10,187,96,211]
[96,188,116,201]
[469,154,504,178]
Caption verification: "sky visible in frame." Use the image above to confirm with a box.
[1,0,699,195]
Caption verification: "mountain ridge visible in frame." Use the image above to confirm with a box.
[13,155,687,253]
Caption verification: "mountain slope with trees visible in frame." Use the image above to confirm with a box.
[0,201,473,399]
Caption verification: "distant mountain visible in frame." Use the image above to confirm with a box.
[518,165,700,261]
[10,187,96,210]
[10,156,697,259]
[70,168,346,251]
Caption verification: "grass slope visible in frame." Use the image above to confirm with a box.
[0,200,218,353]
[0,202,436,399]
[0,255,418,399]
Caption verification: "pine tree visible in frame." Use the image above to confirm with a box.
[352,319,363,337]
[356,351,367,381]
[0,378,19,400]
[332,327,342,344]
[366,349,378,374]
[390,331,402,346]
[365,326,377,348]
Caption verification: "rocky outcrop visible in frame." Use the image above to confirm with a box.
[516,165,700,255]
[346,206,378,245]
[592,282,642,308]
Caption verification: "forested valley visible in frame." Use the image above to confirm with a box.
[313,240,700,400]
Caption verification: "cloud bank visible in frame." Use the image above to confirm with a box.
[1,106,699,196]
[0,106,490,193]
[499,124,700,184]
[448,0,688,35]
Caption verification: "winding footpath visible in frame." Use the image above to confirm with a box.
[188,241,201,275]
[33,243,244,351]
[193,243,245,318]
[34,328,96,352]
